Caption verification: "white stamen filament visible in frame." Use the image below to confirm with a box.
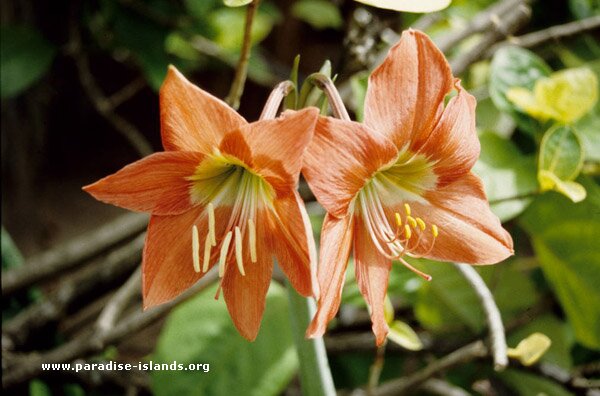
[208,202,216,246]
[202,234,212,273]
[192,225,200,273]
[248,218,257,263]
[218,231,233,278]
[234,227,245,276]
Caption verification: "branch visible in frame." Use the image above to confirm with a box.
[374,341,488,395]
[2,235,145,350]
[419,378,471,396]
[95,266,141,335]
[225,0,261,109]
[454,263,508,371]
[1,213,148,295]
[2,269,219,388]
[488,15,600,55]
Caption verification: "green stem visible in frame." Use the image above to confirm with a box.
[287,283,336,396]
[225,0,260,109]
[488,190,540,204]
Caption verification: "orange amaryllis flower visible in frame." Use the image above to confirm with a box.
[84,66,319,340]
[302,30,514,345]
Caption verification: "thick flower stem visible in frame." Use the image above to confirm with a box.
[286,283,336,396]
[306,73,352,121]
[225,0,261,110]
[260,81,294,120]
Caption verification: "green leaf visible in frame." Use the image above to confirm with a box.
[508,315,574,369]
[165,33,202,62]
[569,0,600,19]
[498,369,575,396]
[1,227,24,270]
[575,100,600,162]
[387,320,423,351]
[29,380,52,396]
[350,72,369,122]
[152,282,298,396]
[473,133,538,221]
[224,0,253,7]
[0,26,56,98]
[507,332,552,366]
[489,46,552,134]
[520,177,600,349]
[284,55,301,110]
[291,0,343,30]
[210,7,276,51]
[354,0,451,12]
[538,125,586,201]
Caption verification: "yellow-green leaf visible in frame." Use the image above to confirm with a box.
[354,0,451,13]
[535,68,598,123]
[538,171,587,203]
[387,320,423,351]
[223,0,252,7]
[384,295,394,324]
[507,332,552,366]
[506,87,556,121]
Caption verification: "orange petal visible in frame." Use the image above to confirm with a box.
[303,116,398,218]
[415,82,479,186]
[364,30,453,150]
[160,66,246,153]
[409,173,513,264]
[221,210,273,341]
[269,191,316,298]
[83,151,203,215]
[143,205,231,308]
[354,216,392,346]
[220,108,319,192]
[306,214,354,339]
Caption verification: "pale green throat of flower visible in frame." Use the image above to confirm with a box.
[355,148,440,280]
[186,150,274,279]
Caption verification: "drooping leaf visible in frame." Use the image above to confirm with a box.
[224,0,253,7]
[291,0,343,30]
[520,177,600,349]
[151,282,297,396]
[354,0,451,12]
[387,321,423,351]
[473,133,537,221]
[0,26,56,98]
[507,332,552,366]
[489,46,552,134]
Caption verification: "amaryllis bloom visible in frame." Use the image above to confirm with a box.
[84,66,319,340]
[302,30,514,345]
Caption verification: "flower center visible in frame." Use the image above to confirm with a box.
[355,149,440,280]
[186,151,274,279]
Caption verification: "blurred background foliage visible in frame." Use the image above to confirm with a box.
[1,0,599,395]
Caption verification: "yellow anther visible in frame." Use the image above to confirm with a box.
[248,218,257,263]
[208,203,216,246]
[404,203,411,216]
[432,224,439,238]
[234,227,245,276]
[218,231,233,278]
[202,234,212,273]
[416,217,426,231]
[192,225,200,273]
[407,216,417,229]
[404,224,412,240]
[395,212,402,227]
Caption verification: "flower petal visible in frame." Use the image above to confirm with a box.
[220,108,319,193]
[303,116,398,218]
[415,82,480,186]
[160,66,246,153]
[354,216,392,346]
[83,151,203,215]
[143,205,230,308]
[222,210,273,341]
[306,214,354,339]
[269,192,316,298]
[408,173,514,264]
[364,30,453,150]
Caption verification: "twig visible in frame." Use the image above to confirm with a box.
[450,2,532,75]
[225,0,261,109]
[95,266,142,336]
[68,16,153,156]
[374,340,488,395]
[2,269,219,388]
[1,213,148,295]
[367,342,387,396]
[106,77,147,109]
[487,15,600,55]
[454,264,508,371]
[2,235,145,350]
[419,378,471,396]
